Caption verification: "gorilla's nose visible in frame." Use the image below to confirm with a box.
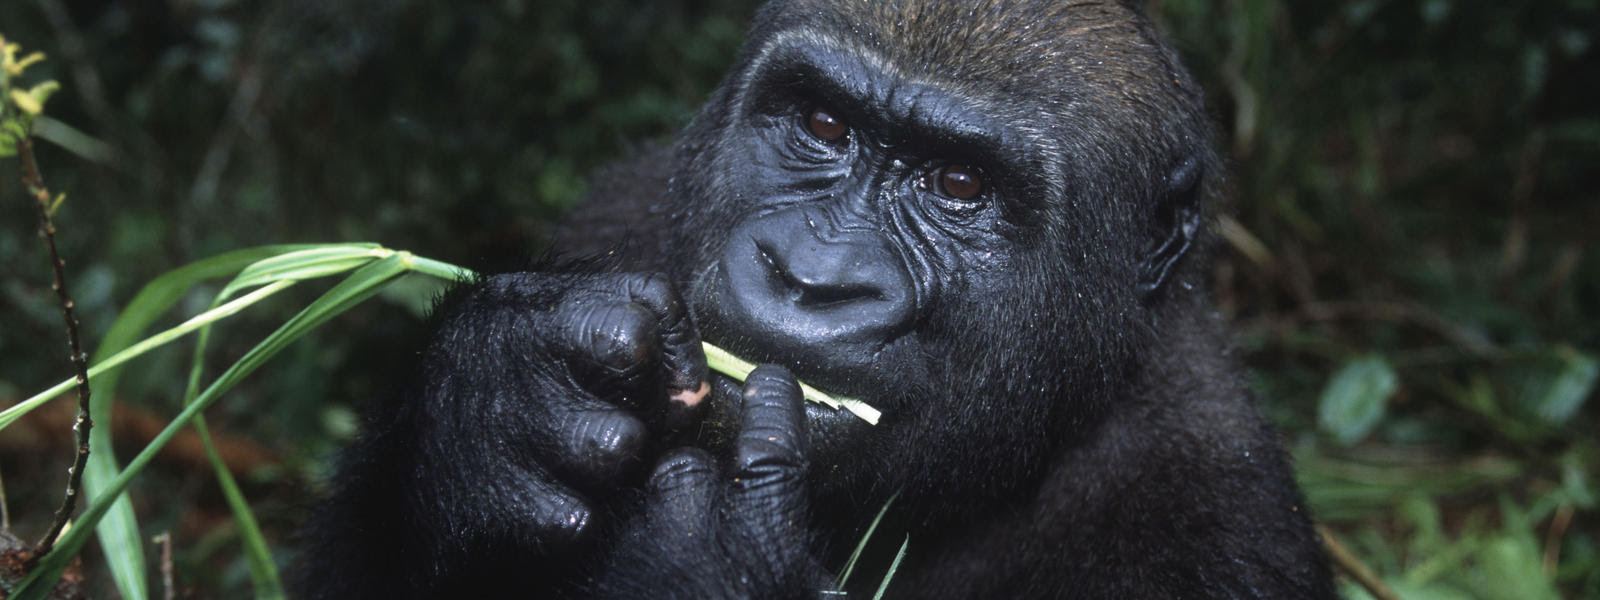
[759,237,889,309]
[713,209,915,365]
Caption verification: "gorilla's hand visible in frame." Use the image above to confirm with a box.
[592,365,831,599]
[412,271,708,549]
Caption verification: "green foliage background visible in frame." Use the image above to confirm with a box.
[0,0,1595,597]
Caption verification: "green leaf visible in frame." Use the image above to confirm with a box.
[837,492,900,587]
[1476,534,1561,600]
[1,119,25,139]
[221,243,385,296]
[195,417,285,600]
[176,247,396,600]
[1562,451,1598,509]
[1529,347,1598,425]
[871,535,909,600]
[1318,354,1399,446]
[10,256,409,599]
[85,245,315,600]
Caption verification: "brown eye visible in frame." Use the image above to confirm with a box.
[935,164,983,200]
[805,107,848,142]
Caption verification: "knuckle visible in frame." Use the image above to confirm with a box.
[569,302,660,371]
[628,271,680,306]
[735,440,808,479]
[733,458,807,496]
[648,448,716,493]
[570,410,646,463]
[740,368,804,427]
[531,501,592,547]
[744,364,799,393]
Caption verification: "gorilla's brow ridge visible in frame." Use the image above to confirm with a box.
[738,28,1060,203]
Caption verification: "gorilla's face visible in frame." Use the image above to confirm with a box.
[667,32,1084,503]
[662,6,1211,509]
[693,36,1022,407]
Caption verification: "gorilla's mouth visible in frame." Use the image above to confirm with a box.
[686,214,918,426]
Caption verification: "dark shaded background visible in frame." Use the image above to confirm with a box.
[1,1,1596,597]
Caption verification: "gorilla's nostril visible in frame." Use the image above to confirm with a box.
[792,280,885,307]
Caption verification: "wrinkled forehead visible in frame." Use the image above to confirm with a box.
[755,0,1203,145]
[768,0,1168,96]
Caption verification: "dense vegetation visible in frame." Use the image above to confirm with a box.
[0,1,1594,597]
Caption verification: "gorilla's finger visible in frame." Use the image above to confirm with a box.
[515,475,596,548]
[612,272,710,410]
[732,365,809,506]
[554,299,662,407]
[548,404,649,485]
[645,448,718,533]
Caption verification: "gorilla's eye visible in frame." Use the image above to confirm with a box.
[804,107,848,142]
[931,164,984,200]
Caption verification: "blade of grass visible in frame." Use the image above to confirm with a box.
[94,246,325,361]
[1,281,295,429]
[176,248,393,600]
[85,244,319,600]
[401,254,475,283]
[871,535,910,600]
[837,491,900,587]
[10,256,408,599]
[193,418,284,600]
[221,244,386,296]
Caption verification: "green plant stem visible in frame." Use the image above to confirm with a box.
[405,253,475,282]
[180,275,296,599]
[838,491,900,587]
[871,535,909,600]
[701,342,881,425]
[1,280,295,429]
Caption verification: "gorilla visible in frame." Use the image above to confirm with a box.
[296,0,1336,597]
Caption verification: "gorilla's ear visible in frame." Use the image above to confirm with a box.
[1137,154,1204,295]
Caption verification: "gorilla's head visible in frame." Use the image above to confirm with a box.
[655,0,1216,516]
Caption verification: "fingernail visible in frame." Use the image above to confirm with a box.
[669,380,711,408]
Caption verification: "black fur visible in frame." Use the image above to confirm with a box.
[295,1,1335,597]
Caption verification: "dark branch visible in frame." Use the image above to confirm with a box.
[20,135,95,560]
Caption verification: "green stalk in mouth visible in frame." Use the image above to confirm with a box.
[701,342,881,425]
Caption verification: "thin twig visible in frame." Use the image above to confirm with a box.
[154,531,176,600]
[1319,524,1399,600]
[20,135,95,560]
[1543,503,1574,576]
[0,464,10,530]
